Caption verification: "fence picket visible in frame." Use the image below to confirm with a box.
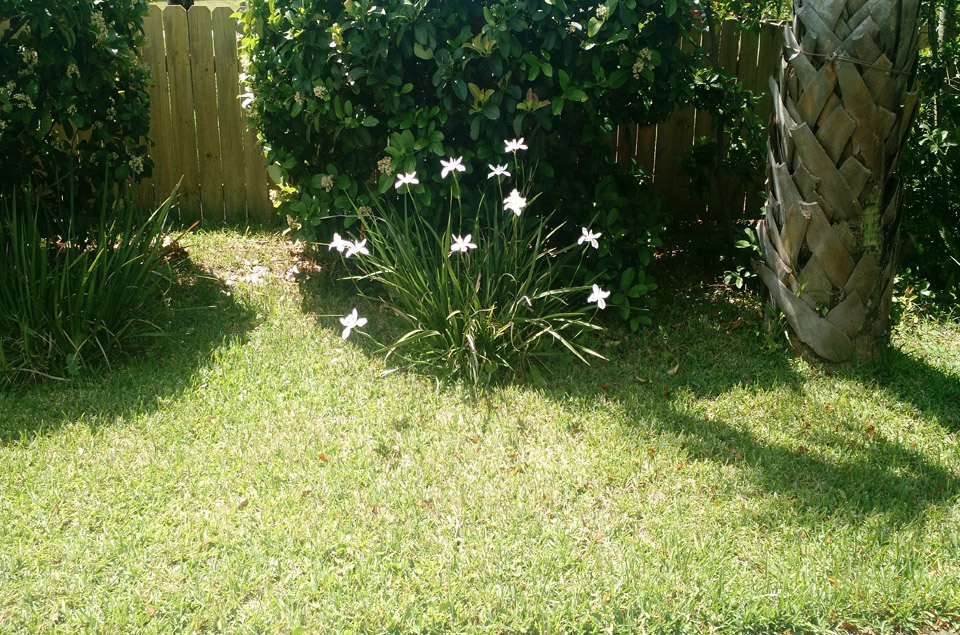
[188,6,225,222]
[140,5,177,211]
[212,7,248,224]
[163,5,202,222]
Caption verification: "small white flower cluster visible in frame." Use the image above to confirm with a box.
[66,63,81,79]
[13,93,34,110]
[20,49,38,77]
[66,104,77,116]
[129,155,144,175]
[595,5,609,19]
[293,92,304,105]
[90,12,109,44]
[320,174,334,192]
[377,156,393,175]
[313,85,327,99]
[632,48,653,79]
[357,205,372,217]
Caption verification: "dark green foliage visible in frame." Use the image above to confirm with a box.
[901,0,960,291]
[0,0,152,208]
[0,185,179,387]
[240,0,706,326]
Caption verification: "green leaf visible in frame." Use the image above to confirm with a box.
[413,42,434,60]
[452,79,467,101]
[664,0,677,17]
[587,17,601,37]
[267,164,283,184]
[361,116,380,127]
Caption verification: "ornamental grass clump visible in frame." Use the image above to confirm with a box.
[0,182,180,387]
[330,142,607,387]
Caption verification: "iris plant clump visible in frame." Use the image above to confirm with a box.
[328,140,609,387]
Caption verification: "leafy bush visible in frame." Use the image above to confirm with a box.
[901,3,960,292]
[330,151,604,387]
[0,184,178,387]
[241,0,705,326]
[0,0,151,207]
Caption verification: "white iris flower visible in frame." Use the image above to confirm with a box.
[578,227,602,249]
[394,172,419,189]
[587,284,611,309]
[440,157,466,179]
[503,189,527,216]
[345,239,369,258]
[328,232,351,253]
[339,309,368,340]
[449,234,477,254]
[504,138,528,152]
[487,164,511,179]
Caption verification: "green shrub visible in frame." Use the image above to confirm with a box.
[241,0,704,326]
[0,183,179,387]
[901,11,960,292]
[331,153,604,387]
[0,0,151,207]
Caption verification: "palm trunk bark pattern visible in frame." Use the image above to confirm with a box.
[758,0,921,361]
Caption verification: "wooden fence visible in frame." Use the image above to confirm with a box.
[135,3,271,223]
[135,3,783,224]
[618,21,783,223]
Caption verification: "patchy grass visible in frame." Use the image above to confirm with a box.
[1,229,958,634]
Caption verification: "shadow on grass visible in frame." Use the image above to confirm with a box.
[540,285,960,523]
[295,253,415,361]
[294,245,960,522]
[0,259,257,445]
[843,347,960,432]
[634,404,958,523]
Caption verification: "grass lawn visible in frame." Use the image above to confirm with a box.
[1,229,958,634]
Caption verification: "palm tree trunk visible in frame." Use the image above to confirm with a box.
[757,0,922,361]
